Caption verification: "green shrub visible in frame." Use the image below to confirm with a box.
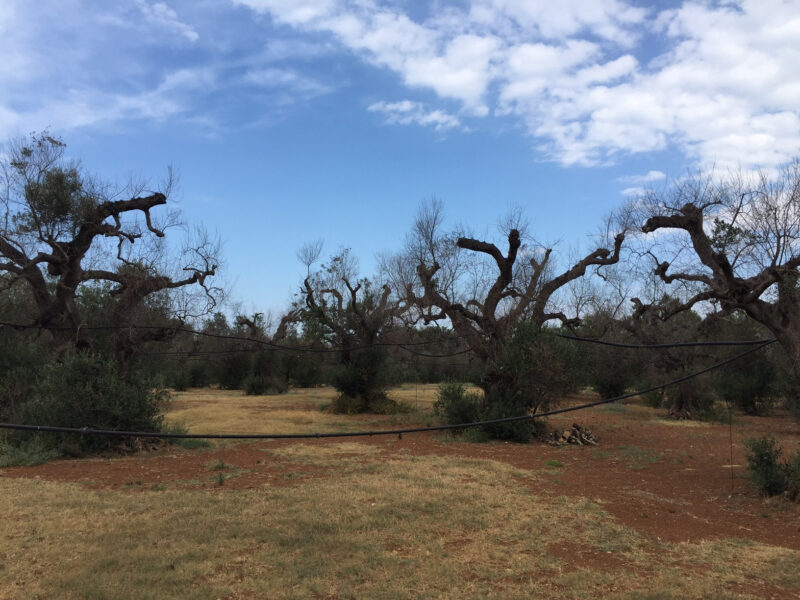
[216,354,250,390]
[0,436,60,467]
[286,352,324,388]
[169,362,212,391]
[160,420,212,450]
[433,381,547,443]
[642,390,665,409]
[329,348,390,413]
[433,381,482,427]
[243,373,289,396]
[480,393,535,443]
[243,373,266,395]
[745,436,788,497]
[486,325,572,416]
[329,392,401,415]
[7,352,168,455]
[714,351,778,415]
[462,427,492,443]
[171,367,192,391]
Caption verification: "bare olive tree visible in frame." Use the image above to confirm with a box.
[398,199,625,408]
[635,162,800,410]
[0,133,221,368]
[299,247,408,412]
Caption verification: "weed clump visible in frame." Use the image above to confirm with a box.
[745,436,800,501]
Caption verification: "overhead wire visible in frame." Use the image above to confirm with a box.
[556,333,776,348]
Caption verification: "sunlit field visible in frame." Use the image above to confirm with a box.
[2,386,800,599]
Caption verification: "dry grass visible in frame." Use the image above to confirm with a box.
[2,387,799,599]
[2,449,798,599]
[386,383,482,412]
[266,441,384,464]
[166,387,357,436]
[165,385,449,437]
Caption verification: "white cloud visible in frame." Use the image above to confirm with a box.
[5,0,800,172]
[617,170,666,185]
[620,186,645,197]
[469,0,648,45]
[237,0,800,169]
[136,0,199,42]
[1,67,216,135]
[368,100,461,131]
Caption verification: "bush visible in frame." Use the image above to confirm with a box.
[433,381,482,427]
[286,352,324,388]
[786,451,800,502]
[744,436,800,500]
[0,330,49,421]
[243,373,289,396]
[433,381,547,444]
[714,351,778,415]
[6,352,169,455]
[480,392,535,443]
[0,435,60,467]
[486,325,573,416]
[216,354,250,390]
[329,348,391,413]
[171,367,192,391]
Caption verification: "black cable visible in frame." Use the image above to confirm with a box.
[0,340,774,440]
[556,333,776,349]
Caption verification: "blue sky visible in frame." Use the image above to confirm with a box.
[2,0,799,315]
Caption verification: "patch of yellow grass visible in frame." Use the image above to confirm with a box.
[2,448,798,599]
[266,442,383,464]
[165,387,353,436]
[654,419,713,428]
[164,385,450,438]
[386,383,482,410]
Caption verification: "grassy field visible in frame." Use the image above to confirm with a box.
[2,385,799,599]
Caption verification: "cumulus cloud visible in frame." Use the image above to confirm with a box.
[368,100,461,131]
[237,0,800,169]
[5,0,800,171]
[617,170,666,184]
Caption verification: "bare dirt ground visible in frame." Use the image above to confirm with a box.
[5,396,800,558]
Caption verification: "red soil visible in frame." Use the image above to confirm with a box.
[3,402,800,551]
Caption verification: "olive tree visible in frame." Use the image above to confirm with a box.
[393,199,625,425]
[635,162,800,414]
[299,247,408,413]
[0,133,221,369]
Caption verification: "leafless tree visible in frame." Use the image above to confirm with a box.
[0,133,221,366]
[399,199,625,398]
[299,247,408,411]
[636,162,800,401]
